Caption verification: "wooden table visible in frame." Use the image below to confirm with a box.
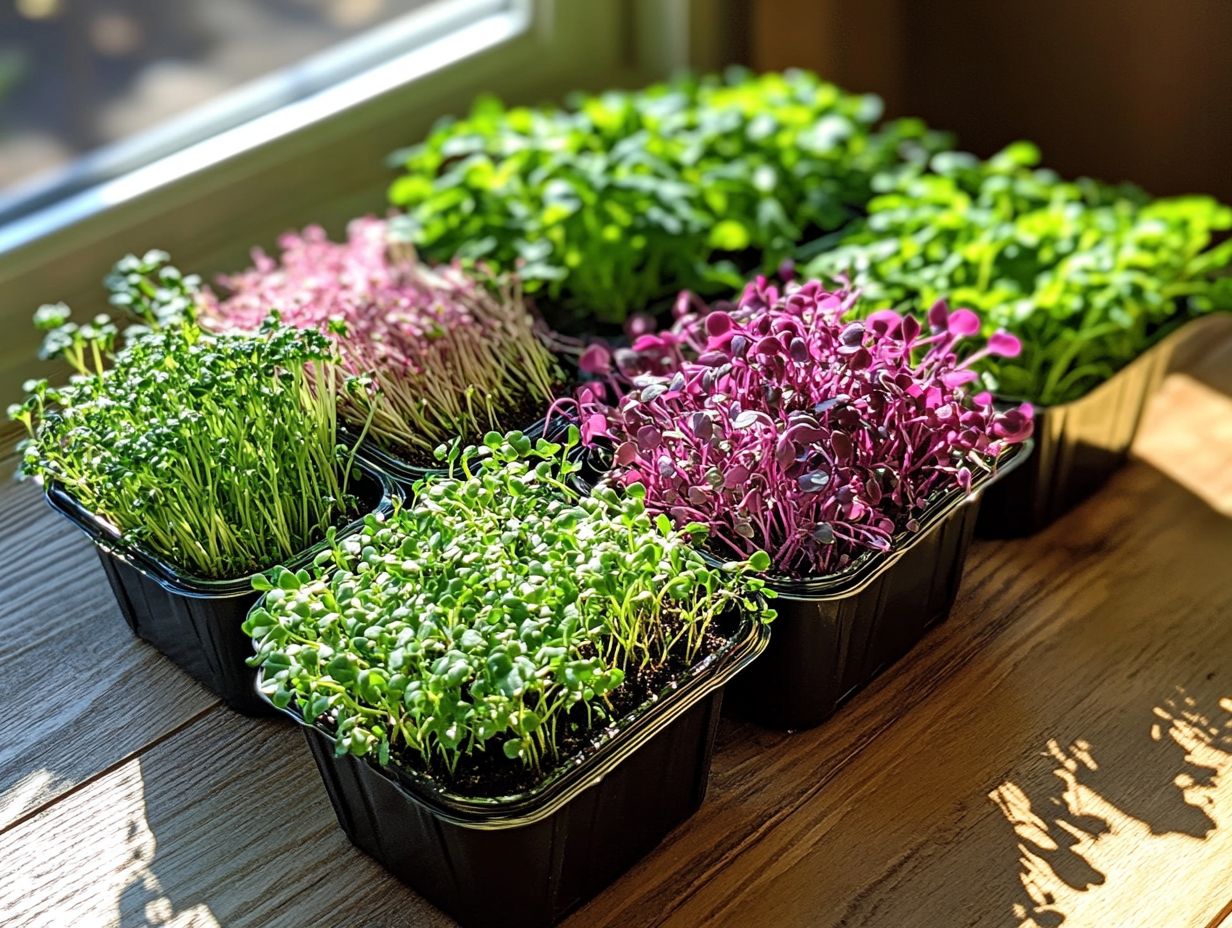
[2,332,1231,928]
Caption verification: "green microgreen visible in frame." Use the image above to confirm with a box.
[388,68,945,329]
[245,428,774,790]
[806,142,1232,405]
[9,251,366,579]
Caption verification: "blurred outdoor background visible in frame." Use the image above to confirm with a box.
[2,0,1230,206]
[0,0,432,191]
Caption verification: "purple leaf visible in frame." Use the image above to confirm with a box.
[724,464,751,488]
[705,311,734,338]
[566,273,1031,577]
[844,347,871,370]
[798,471,831,493]
[831,430,853,461]
[988,330,1022,357]
[947,308,980,335]
[690,411,713,440]
[775,435,797,469]
[839,322,865,346]
[581,412,608,443]
[811,522,835,544]
[927,299,950,331]
[900,314,920,343]
[639,382,667,402]
[636,425,662,451]
[578,342,613,375]
[942,369,979,388]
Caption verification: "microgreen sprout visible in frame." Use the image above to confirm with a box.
[807,142,1232,404]
[10,251,365,580]
[389,69,945,328]
[571,277,1033,577]
[245,428,774,789]
[201,217,563,462]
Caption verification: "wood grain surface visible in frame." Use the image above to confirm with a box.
[0,482,216,832]
[1,332,1230,928]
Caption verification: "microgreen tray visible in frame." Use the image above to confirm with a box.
[722,441,1031,730]
[977,314,1228,537]
[260,607,769,927]
[44,465,396,715]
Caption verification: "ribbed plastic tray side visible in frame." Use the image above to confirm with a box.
[976,314,1232,538]
[94,549,271,714]
[977,343,1169,537]
[725,496,980,731]
[300,689,725,928]
[46,466,396,716]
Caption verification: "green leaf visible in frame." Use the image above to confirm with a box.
[708,220,751,251]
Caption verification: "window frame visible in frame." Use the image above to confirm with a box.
[0,0,731,400]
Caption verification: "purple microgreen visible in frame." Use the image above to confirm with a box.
[571,276,1034,577]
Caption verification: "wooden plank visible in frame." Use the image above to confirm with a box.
[563,342,1232,927]
[0,707,444,928]
[0,479,217,831]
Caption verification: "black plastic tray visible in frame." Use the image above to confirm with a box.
[724,441,1031,731]
[263,610,769,928]
[344,413,567,494]
[44,466,396,715]
[977,315,1228,538]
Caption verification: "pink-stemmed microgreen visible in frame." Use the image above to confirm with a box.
[201,217,563,462]
[566,277,1033,577]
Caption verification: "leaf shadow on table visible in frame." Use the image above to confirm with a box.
[555,455,1232,928]
[990,686,1232,928]
[983,456,1232,928]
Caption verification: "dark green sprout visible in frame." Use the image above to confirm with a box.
[807,142,1232,405]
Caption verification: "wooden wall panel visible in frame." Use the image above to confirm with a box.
[750,0,1232,200]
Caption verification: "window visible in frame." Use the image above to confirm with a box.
[0,0,512,231]
[0,0,726,402]
[0,0,444,195]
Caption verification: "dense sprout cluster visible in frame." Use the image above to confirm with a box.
[245,431,773,786]
[807,142,1232,404]
[10,252,362,579]
[573,278,1033,576]
[390,69,944,328]
[201,217,562,461]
